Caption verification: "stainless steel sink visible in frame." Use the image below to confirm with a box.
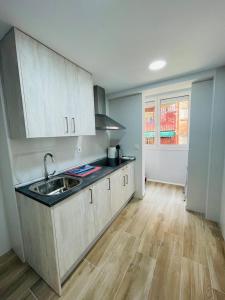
[29,176,82,196]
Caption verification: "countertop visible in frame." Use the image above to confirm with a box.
[16,157,135,207]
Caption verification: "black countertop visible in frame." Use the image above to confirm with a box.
[16,157,135,207]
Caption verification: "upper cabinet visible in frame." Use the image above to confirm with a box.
[0,28,96,138]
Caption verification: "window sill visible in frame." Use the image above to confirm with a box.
[144,145,189,151]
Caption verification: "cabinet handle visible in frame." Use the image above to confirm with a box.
[72,117,75,133]
[123,176,126,186]
[107,178,111,190]
[65,117,69,133]
[126,174,128,185]
[89,188,93,204]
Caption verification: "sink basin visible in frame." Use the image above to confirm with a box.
[29,176,82,196]
[92,158,127,168]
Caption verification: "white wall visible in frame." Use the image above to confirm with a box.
[0,180,10,256]
[145,148,188,185]
[108,93,145,199]
[10,133,109,186]
[187,79,213,213]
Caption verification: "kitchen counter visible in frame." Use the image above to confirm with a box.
[16,157,135,207]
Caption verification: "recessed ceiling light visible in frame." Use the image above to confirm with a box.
[149,60,167,71]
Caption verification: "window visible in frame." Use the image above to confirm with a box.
[144,92,190,146]
[160,96,189,145]
[144,102,156,144]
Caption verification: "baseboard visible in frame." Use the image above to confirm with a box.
[134,191,145,200]
[146,178,185,187]
[185,206,205,217]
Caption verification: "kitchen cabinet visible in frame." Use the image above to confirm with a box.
[17,162,135,295]
[64,60,79,136]
[110,169,125,216]
[53,187,95,280]
[124,162,135,201]
[0,28,95,138]
[110,162,135,213]
[76,68,95,135]
[54,177,111,280]
[92,177,112,235]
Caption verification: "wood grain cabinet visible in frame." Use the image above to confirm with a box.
[124,162,135,201]
[17,162,135,295]
[110,162,135,215]
[53,187,96,281]
[53,178,112,281]
[110,168,125,216]
[0,28,95,138]
[92,177,112,235]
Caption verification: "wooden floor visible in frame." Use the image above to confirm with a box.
[1,182,225,300]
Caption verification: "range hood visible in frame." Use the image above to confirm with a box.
[94,85,126,130]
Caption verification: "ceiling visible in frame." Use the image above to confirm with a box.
[0,0,225,93]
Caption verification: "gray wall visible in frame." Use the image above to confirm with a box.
[108,93,145,198]
[206,68,225,221]
[0,180,10,255]
[220,156,225,238]
[187,68,225,222]
[187,79,213,213]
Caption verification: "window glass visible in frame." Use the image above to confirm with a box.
[160,96,189,145]
[144,102,156,144]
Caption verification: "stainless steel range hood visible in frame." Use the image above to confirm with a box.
[94,85,126,130]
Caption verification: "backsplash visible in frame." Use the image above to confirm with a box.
[10,132,109,186]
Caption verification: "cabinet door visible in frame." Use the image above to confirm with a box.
[64,61,79,136]
[16,30,68,138]
[77,68,96,135]
[92,178,112,235]
[126,163,135,200]
[110,169,125,216]
[53,188,95,279]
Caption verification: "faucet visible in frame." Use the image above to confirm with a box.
[44,153,56,180]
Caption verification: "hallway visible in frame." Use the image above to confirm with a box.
[1,182,225,299]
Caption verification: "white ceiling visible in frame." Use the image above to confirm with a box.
[0,0,225,93]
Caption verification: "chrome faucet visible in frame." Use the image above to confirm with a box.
[44,153,56,180]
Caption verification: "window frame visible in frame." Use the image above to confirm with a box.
[144,89,191,151]
[144,99,157,145]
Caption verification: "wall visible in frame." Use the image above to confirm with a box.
[108,69,215,99]
[108,93,145,199]
[220,155,225,238]
[145,148,188,185]
[0,77,24,259]
[0,180,10,256]
[186,79,213,213]
[206,68,225,221]
[10,133,109,186]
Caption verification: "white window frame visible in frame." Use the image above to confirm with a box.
[144,89,191,151]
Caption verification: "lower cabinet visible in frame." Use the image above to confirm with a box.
[17,162,135,295]
[53,187,96,279]
[110,162,135,214]
[110,169,125,216]
[125,162,135,200]
[92,177,112,235]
